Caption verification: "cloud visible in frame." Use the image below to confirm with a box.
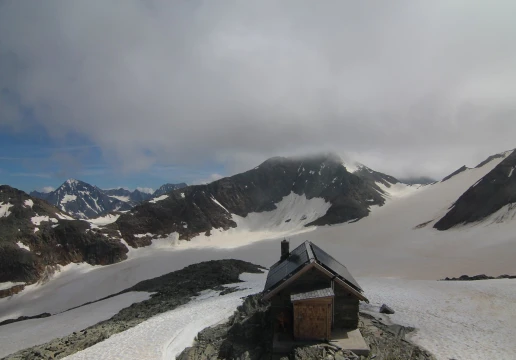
[1,1,516,179]
[42,186,55,193]
[194,173,224,185]
[136,187,154,194]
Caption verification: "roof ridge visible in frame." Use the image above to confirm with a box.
[305,240,315,262]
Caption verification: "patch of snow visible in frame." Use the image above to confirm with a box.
[52,224,59,228]
[31,215,58,226]
[64,273,266,360]
[509,167,514,178]
[183,223,188,229]
[175,192,331,250]
[375,182,422,200]
[0,291,152,358]
[0,202,13,218]
[56,212,74,220]
[180,192,185,198]
[33,227,39,233]
[0,282,24,291]
[24,199,34,208]
[88,214,120,226]
[149,195,168,203]
[343,161,359,173]
[16,242,30,251]
[134,233,155,238]
[66,179,78,186]
[61,194,77,204]
[91,196,102,212]
[210,196,229,213]
[108,195,130,202]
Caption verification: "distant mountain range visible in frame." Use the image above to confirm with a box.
[2,149,515,286]
[30,181,187,219]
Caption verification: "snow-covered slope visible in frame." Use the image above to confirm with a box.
[435,150,516,229]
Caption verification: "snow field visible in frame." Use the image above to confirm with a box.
[361,278,516,360]
[64,273,266,360]
[0,292,152,358]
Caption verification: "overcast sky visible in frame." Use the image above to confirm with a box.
[1,1,516,191]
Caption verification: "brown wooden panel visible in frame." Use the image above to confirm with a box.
[293,299,332,340]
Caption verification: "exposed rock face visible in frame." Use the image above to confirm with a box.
[435,150,516,230]
[353,163,399,188]
[442,274,516,281]
[441,165,469,182]
[379,304,395,314]
[153,183,187,197]
[31,179,132,219]
[0,284,25,299]
[0,185,128,283]
[118,154,389,244]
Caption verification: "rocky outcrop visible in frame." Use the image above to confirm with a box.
[177,297,436,360]
[379,304,395,314]
[2,259,264,360]
[435,150,516,230]
[441,165,469,182]
[0,284,25,299]
[118,153,388,244]
[0,313,50,326]
[441,274,516,281]
[153,183,187,197]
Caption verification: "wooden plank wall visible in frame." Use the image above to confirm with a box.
[334,285,359,329]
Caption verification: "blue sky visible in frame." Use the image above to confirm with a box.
[0,122,225,193]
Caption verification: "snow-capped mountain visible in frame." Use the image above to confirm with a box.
[152,183,187,197]
[31,179,133,219]
[117,153,408,245]
[31,182,189,219]
[4,149,514,286]
[102,188,153,207]
[0,186,127,288]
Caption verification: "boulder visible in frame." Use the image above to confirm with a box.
[380,304,395,314]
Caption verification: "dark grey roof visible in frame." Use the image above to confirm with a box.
[310,243,363,292]
[291,288,334,302]
[263,241,363,293]
[264,241,312,292]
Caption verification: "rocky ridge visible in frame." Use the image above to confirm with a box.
[435,149,516,230]
[0,185,128,288]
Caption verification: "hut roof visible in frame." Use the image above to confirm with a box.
[263,241,367,302]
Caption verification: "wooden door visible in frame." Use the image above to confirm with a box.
[293,301,330,340]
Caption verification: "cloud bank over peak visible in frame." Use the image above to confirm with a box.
[1,1,516,179]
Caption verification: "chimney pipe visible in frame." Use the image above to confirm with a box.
[281,239,290,261]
